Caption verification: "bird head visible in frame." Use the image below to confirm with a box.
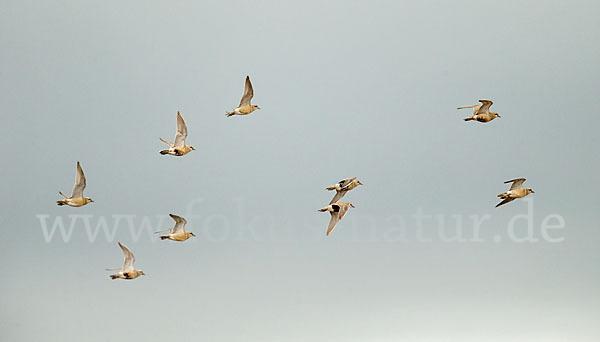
[190,146,196,151]
[527,188,535,194]
[493,112,501,118]
[357,180,363,186]
[252,104,261,110]
[85,197,94,204]
[139,270,146,276]
[189,232,196,237]
[349,203,355,208]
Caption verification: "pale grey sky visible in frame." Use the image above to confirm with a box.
[1,0,599,341]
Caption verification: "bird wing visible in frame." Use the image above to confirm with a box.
[505,178,526,190]
[238,76,254,107]
[337,203,352,220]
[71,161,86,198]
[169,214,187,234]
[173,112,188,147]
[495,197,516,208]
[457,104,481,115]
[457,104,478,109]
[326,203,351,236]
[329,190,348,205]
[160,138,174,148]
[326,210,341,236]
[338,177,356,190]
[476,100,493,114]
[118,242,136,271]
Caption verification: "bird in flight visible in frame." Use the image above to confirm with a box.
[107,242,145,280]
[458,100,500,123]
[326,177,362,204]
[159,111,195,156]
[156,214,196,242]
[57,161,94,207]
[318,202,355,236]
[496,178,535,207]
[226,76,261,117]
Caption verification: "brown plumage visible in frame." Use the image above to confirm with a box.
[226,76,261,117]
[318,202,355,236]
[156,214,196,242]
[458,100,500,123]
[107,242,145,280]
[496,178,534,207]
[57,161,94,207]
[325,177,362,204]
[159,111,195,156]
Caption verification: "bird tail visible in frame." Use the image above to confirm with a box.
[56,200,67,206]
[318,207,328,212]
[497,192,508,198]
[464,117,475,121]
[160,235,169,240]
[159,150,169,155]
[325,186,336,191]
[225,111,236,117]
[109,274,119,280]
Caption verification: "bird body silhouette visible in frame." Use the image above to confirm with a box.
[156,214,196,242]
[319,202,355,236]
[226,76,260,117]
[159,112,195,156]
[458,100,500,123]
[326,177,362,204]
[108,242,145,280]
[57,161,94,207]
[496,178,534,207]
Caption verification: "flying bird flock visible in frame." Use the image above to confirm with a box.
[55,75,534,280]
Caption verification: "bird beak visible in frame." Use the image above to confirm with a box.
[531,190,535,193]
[257,106,261,110]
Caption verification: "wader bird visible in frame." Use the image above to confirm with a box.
[496,178,534,207]
[318,202,355,236]
[159,111,195,156]
[458,99,500,123]
[326,177,362,204]
[57,161,94,207]
[156,214,196,242]
[107,242,145,280]
[226,76,260,117]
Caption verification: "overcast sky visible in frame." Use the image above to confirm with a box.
[1,1,599,341]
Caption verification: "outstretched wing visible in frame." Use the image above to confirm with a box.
[71,161,86,198]
[457,104,478,109]
[495,197,515,208]
[457,104,481,115]
[169,214,187,234]
[476,100,493,114]
[174,112,188,147]
[326,211,341,236]
[118,242,136,271]
[160,138,174,148]
[505,178,526,190]
[329,190,348,205]
[239,76,254,107]
[337,203,351,220]
[326,203,351,236]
